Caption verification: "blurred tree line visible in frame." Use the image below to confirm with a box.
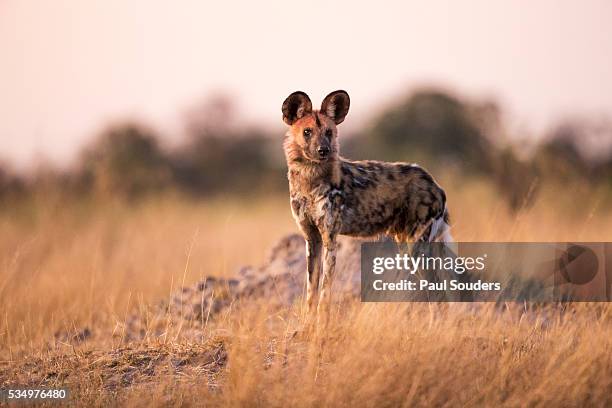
[1,88,611,210]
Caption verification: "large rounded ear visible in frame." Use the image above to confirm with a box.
[282,91,312,125]
[321,90,350,124]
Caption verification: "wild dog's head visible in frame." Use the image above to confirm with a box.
[282,90,350,163]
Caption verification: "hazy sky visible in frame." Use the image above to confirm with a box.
[1,0,611,168]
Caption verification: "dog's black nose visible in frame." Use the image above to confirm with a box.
[317,146,330,157]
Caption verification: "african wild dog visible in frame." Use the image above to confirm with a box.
[282,90,451,325]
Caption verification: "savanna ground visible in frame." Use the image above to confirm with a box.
[1,176,611,407]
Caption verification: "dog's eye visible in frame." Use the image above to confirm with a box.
[303,128,312,138]
[325,129,333,138]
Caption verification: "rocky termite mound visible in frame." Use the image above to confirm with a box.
[120,234,363,341]
[166,234,361,318]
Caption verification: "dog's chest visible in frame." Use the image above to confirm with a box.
[289,186,344,229]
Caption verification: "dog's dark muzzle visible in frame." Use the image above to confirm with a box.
[317,146,331,159]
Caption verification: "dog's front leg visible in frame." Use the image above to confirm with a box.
[305,229,322,317]
[316,232,337,328]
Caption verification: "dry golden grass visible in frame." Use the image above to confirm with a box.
[1,179,611,406]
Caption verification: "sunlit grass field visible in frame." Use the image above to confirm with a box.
[1,177,611,406]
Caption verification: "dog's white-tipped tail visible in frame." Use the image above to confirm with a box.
[428,209,453,243]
